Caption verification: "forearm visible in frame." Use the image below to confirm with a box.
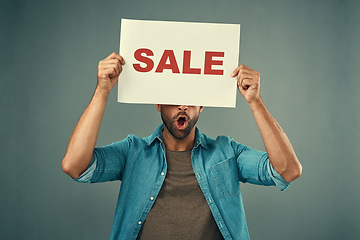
[249,98,302,182]
[62,88,109,178]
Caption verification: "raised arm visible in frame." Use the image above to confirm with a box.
[61,52,125,179]
[232,65,302,182]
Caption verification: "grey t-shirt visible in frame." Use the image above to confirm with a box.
[137,148,224,240]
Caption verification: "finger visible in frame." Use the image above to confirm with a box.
[237,70,260,84]
[99,64,122,79]
[114,64,123,77]
[231,65,244,77]
[104,52,118,60]
[99,59,121,68]
[115,55,126,65]
[113,63,123,77]
[99,60,123,76]
[231,64,249,77]
[237,71,254,80]
[99,63,122,78]
[240,78,252,90]
[98,68,115,79]
[105,64,122,78]
[231,66,240,77]
[100,58,122,65]
[103,52,126,65]
[121,57,125,65]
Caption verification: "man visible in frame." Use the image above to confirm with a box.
[62,52,302,240]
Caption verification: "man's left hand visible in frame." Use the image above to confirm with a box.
[232,65,261,103]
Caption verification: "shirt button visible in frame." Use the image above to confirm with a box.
[138,221,142,225]
[161,172,164,176]
[150,197,154,200]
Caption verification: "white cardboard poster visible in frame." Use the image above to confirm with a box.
[118,19,240,108]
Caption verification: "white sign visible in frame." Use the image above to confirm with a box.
[118,19,240,108]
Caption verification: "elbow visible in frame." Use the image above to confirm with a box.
[283,162,302,183]
[61,157,81,179]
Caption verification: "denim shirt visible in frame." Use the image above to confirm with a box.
[74,125,290,240]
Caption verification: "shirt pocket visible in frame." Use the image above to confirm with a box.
[209,157,240,196]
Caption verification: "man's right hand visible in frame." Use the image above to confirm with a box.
[97,52,125,94]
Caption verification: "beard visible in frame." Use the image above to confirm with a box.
[161,111,199,140]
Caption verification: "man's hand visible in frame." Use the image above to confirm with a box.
[97,52,125,94]
[232,65,260,103]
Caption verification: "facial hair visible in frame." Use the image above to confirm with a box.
[161,111,199,140]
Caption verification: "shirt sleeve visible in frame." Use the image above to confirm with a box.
[232,140,290,191]
[73,135,132,183]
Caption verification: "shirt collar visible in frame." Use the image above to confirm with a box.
[148,124,208,149]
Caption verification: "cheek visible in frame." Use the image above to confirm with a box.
[190,106,202,113]
[162,107,178,116]
[161,111,175,122]
[190,109,201,116]
[189,113,199,122]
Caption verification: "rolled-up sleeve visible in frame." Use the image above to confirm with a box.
[73,155,97,183]
[233,140,290,191]
[73,135,132,183]
[266,159,290,191]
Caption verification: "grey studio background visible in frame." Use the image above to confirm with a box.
[1,0,359,239]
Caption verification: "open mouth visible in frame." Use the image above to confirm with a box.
[176,115,188,130]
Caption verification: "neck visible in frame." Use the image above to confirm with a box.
[162,127,196,151]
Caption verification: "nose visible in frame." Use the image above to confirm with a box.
[178,105,188,111]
